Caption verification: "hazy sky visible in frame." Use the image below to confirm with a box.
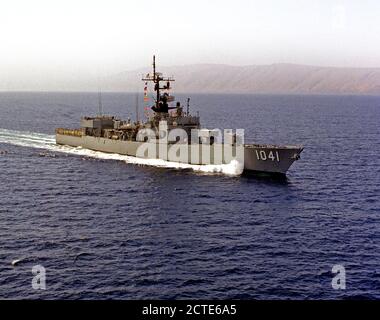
[1,0,380,88]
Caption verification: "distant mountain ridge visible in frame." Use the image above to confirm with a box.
[1,63,380,94]
[103,63,380,95]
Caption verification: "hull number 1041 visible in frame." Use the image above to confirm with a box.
[255,150,280,162]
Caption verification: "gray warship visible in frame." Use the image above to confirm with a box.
[56,56,303,175]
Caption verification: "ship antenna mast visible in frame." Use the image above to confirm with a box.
[142,55,175,111]
[153,55,159,108]
[98,88,103,116]
[153,55,156,78]
[187,97,190,115]
[135,93,139,122]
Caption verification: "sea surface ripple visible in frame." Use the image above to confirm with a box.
[0,92,379,299]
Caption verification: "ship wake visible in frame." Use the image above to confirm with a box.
[0,128,243,176]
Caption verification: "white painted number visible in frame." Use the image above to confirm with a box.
[255,150,280,162]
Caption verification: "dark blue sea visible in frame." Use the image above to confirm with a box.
[0,92,379,299]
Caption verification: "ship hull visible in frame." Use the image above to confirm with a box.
[56,134,303,175]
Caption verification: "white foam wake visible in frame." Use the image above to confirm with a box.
[0,128,243,176]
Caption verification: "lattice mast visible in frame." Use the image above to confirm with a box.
[142,55,175,112]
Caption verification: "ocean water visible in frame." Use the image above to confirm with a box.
[0,92,379,299]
